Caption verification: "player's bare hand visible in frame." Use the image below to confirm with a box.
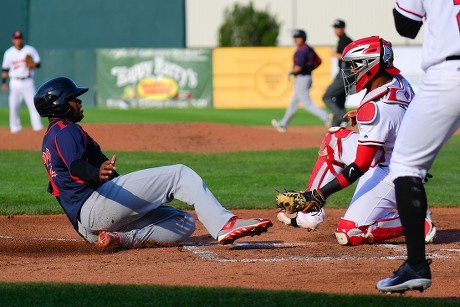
[110,154,117,165]
[2,83,7,92]
[99,154,117,183]
[344,109,357,127]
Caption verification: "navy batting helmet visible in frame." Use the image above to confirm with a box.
[34,77,89,118]
[292,29,307,41]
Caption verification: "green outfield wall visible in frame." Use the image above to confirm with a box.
[0,0,185,107]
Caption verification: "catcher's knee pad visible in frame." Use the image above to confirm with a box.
[335,218,371,246]
[307,127,353,190]
[365,216,404,244]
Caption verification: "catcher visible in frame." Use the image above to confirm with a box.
[275,36,436,246]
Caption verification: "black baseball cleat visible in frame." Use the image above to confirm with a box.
[376,260,432,294]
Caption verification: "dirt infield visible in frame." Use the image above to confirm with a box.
[0,123,459,299]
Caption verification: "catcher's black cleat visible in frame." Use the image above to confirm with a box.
[376,260,432,294]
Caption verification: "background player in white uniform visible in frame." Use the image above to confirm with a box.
[2,31,43,133]
[277,36,436,246]
[377,0,460,294]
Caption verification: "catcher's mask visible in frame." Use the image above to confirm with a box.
[34,77,89,118]
[341,36,400,96]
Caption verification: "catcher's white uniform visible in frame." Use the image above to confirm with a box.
[2,44,43,133]
[281,75,435,245]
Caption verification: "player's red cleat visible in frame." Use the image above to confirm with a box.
[97,231,122,250]
[217,216,272,245]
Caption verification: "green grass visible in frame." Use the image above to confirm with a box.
[1,135,459,215]
[0,282,456,307]
[0,107,327,127]
[1,107,459,304]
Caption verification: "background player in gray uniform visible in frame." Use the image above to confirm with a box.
[34,77,272,250]
[377,0,460,293]
[272,29,329,132]
[322,19,353,128]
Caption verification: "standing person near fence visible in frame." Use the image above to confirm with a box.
[376,0,460,294]
[322,19,353,128]
[33,76,273,251]
[272,29,329,133]
[2,31,43,133]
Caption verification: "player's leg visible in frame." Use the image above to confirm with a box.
[378,61,460,292]
[278,78,302,128]
[80,164,271,248]
[79,164,233,237]
[391,63,460,262]
[101,205,196,248]
[334,166,436,246]
[22,79,43,131]
[298,75,329,124]
[322,73,347,127]
[334,167,401,245]
[8,79,23,133]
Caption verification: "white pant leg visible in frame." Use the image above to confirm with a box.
[344,166,397,226]
[79,164,233,244]
[297,75,328,123]
[23,79,43,131]
[8,79,23,133]
[390,61,460,180]
[280,80,301,127]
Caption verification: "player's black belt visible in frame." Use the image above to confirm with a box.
[446,55,460,61]
[13,76,30,80]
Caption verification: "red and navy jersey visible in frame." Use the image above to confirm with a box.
[293,44,321,75]
[41,120,118,228]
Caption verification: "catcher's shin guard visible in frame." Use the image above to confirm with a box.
[335,218,371,246]
[307,127,354,190]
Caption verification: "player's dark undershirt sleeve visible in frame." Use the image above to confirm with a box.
[393,8,423,39]
[70,159,101,184]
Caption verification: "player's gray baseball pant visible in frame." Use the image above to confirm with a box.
[280,74,329,127]
[78,164,234,247]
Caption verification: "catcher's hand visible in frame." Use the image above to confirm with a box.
[275,189,326,213]
[25,54,35,68]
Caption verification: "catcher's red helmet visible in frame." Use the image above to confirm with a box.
[341,36,400,95]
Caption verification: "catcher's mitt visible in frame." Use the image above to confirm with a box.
[25,54,34,68]
[275,189,326,213]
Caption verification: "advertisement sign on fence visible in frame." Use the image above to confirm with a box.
[96,49,212,108]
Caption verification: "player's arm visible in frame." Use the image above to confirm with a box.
[70,155,116,184]
[331,50,342,59]
[2,69,8,91]
[393,4,423,39]
[291,64,303,74]
[317,144,380,198]
[70,159,100,184]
